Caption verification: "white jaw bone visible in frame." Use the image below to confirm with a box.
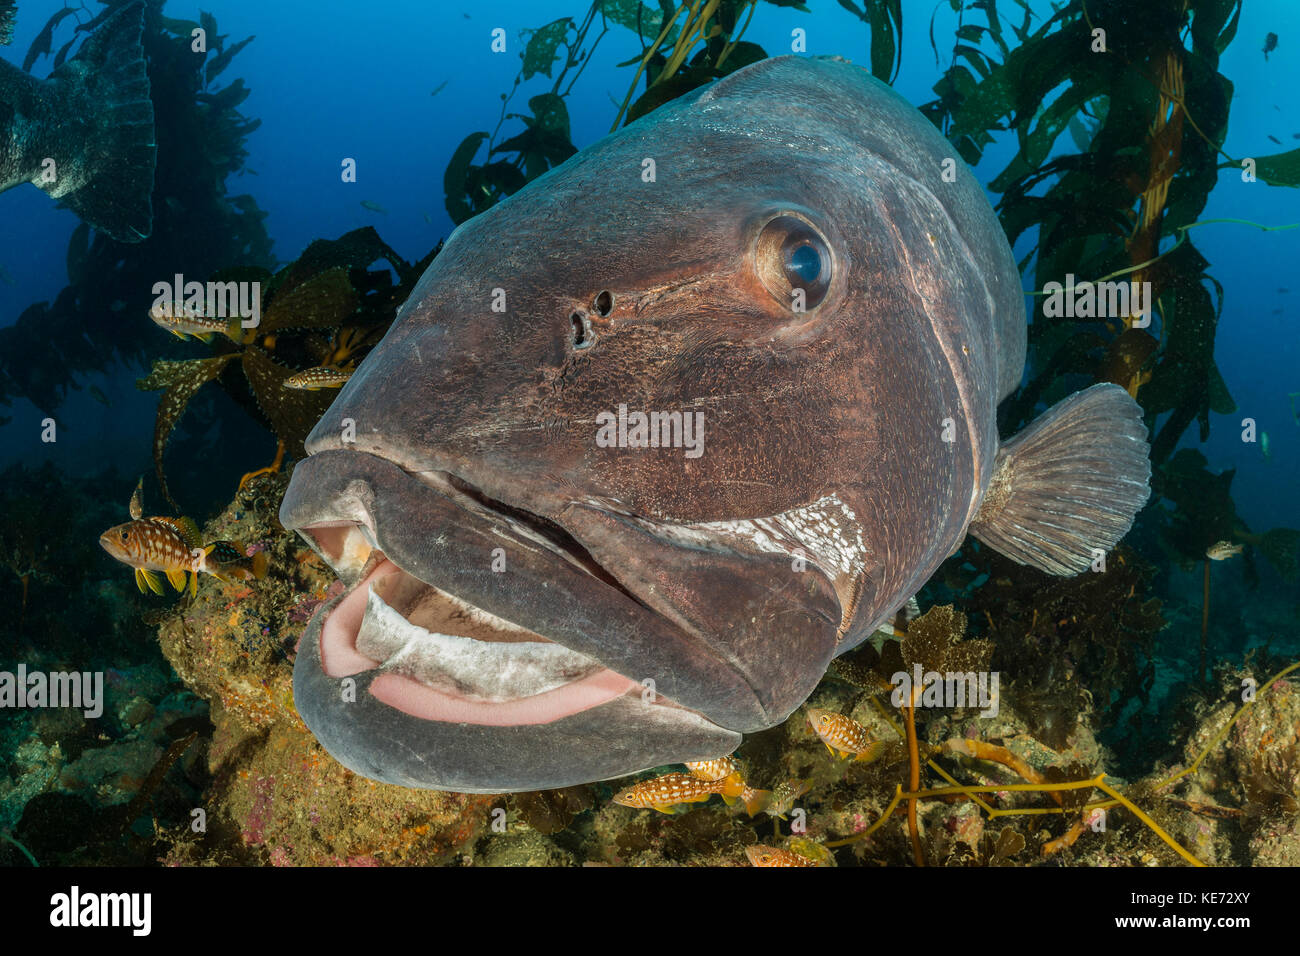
[355,583,604,702]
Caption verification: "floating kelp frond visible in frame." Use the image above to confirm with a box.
[137,228,437,511]
[260,267,359,335]
[138,355,240,510]
[241,346,334,449]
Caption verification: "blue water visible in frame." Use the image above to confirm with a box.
[1,0,1297,534]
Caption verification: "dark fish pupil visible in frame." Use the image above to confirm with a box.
[786,243,821,284]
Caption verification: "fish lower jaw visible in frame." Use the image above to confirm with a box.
[314,551,646,726]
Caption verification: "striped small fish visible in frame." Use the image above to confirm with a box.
[806,708,886,761]
[685,757,739,782]
[99,481,267,595]
[613,772,746,814]
[149,301,238,343]
[765,779,812,819]
[283,366,352,391]
[745,845,817,867]
[686,756,770,816]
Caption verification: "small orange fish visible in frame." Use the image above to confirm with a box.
[283,366,352,390]
[765,779,812,819]
[149,301,238,343]
[685,757,739,782]
[685,757,770,815]
[613,772,747,814]
[806,708,886,761]
[1206,540,1243,561]
[100,481,268,595]
[745,844,817,867]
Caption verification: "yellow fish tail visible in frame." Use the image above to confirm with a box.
[742,788,772,818]
[718,771,746,800]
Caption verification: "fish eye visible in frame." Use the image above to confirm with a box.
[120,529,130,542]
[819,715,830,724]
[754,214,833,312]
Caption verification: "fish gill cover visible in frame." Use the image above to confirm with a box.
[0,0,1298,874]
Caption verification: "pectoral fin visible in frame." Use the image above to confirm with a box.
[969,384,1150,575]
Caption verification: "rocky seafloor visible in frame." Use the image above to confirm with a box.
[2,466,1298,867]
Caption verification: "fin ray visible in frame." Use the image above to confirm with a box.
[970,384,1150,575]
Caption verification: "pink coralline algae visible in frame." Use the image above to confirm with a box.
[242,775,276,846]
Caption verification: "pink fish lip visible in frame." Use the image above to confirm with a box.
[305,545,650,727]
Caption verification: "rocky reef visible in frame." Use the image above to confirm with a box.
[146,470,493,865]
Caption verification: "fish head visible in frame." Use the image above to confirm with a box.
[99,520,151,567]
[280,57,1022,792]
[148,301,181,328]
[804,707,837,733]
[745,845,787,866]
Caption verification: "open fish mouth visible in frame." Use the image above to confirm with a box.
[281,448,834,791]
[304,535,647,728]
[296,460,720,727]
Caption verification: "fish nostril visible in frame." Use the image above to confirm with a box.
[593,290,613,316]
[570,310,594,350]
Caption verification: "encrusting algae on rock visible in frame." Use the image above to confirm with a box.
[149,468,492,865]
